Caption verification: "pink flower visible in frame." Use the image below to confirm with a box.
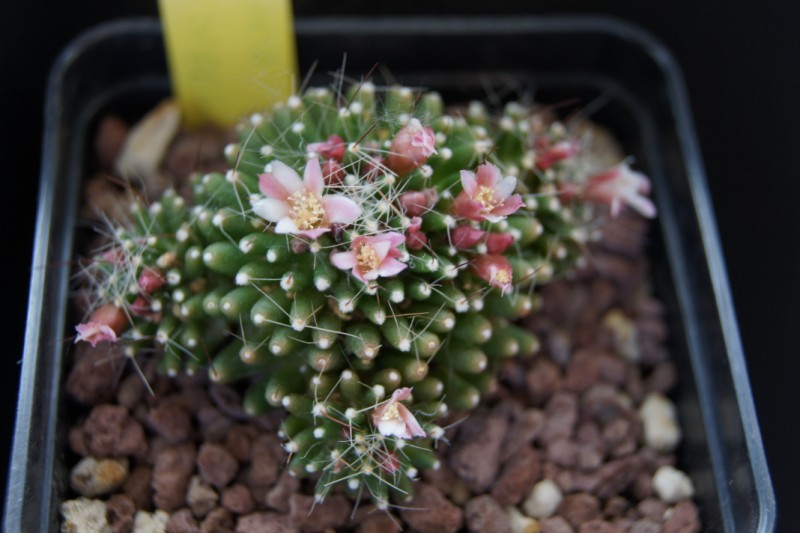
[307,134,346,161]
[452,163,524,222]
[372,387,426,439]
[398,188,437,216]
[473,255,513,295]
[451,225,486,250]
[405,217,427,251]
[583,163,657,218]
[138,267,164,294]
[330,232,407,283]
[253,158,361,239]
[75,304,127,347]
[535,137,580,169]
[385,119,437,177]
[485,232,515,254]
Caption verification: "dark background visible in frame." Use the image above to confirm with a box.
[2,1,798,530]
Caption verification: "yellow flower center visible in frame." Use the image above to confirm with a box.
[494,269,511,285]
[381,403,400,421]
[357,243,381,272]
[475,185,499,211]
[287,190,325,230]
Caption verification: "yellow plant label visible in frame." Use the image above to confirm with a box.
[159,0,298,128]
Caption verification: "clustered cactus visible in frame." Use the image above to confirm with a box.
[75,81,655,508]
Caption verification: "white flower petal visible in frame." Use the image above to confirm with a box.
[322,195,361,225]
[266,160,303,196]
[494,175,518,199]
[252,198,289,222]
[274,217,299,234]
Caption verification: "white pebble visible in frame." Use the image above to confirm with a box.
[603,309,640,362]
[522,478,563,518]
[506,505,541,533]
[640,392,682,452]
[132,510,170,533]
[186,475,218,514]
[653,465,695,503]
[70,457,129,497]
[61,497,111,533]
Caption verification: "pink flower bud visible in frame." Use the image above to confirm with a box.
[485,232,515,254]
[473,255,513,295]
[385,119,436,177]
[451,226,486,250]
[399,188,437,216]
[100,247,126,265]
[535,137,580,170]
[307,134,346,161]
[74,304,127,347]
[380,452,401,474]
[130,296,161,321]
[362,155,386,181]
[405,217,427,251]
[130,296,150,316]
[138,267,165,294]
[321,159,345,186]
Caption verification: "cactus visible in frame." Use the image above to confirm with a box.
[75,81,655,507]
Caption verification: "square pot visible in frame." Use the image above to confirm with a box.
[6,16,775,532]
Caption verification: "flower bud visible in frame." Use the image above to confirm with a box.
[74,303,128,347]
[405,217,428,251]
[138,267,165,294]
[385,119,436,177]
[486,232,515,254]
[308,134,346,161]
[399,188,437,216]
[321,159,345,186]
[451,226,486,250]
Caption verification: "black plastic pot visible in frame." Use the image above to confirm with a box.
[7,17,775,532]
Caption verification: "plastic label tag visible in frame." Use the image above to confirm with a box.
[159,0,298,128]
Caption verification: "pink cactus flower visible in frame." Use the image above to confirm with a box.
[307,134,346,161]
[372,387,426,439]
[75,304,127,347]
[405,217,427,251]
[473,254,513,295]
[253,158,361,239]
[485,232,515,254]
[451,225,486,250]
[452,163,524,222]
[398,188,438,216]
[385,119,437,177]
[330,232,407,283]
[138,267,164,294]
[535,137,580,170]
[583,163,657,218]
